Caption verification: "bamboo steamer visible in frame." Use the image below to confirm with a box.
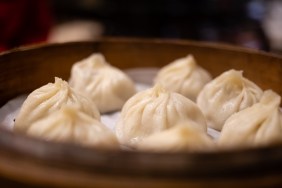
[0,38,281,187]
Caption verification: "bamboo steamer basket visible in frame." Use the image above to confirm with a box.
[0,38,281,187]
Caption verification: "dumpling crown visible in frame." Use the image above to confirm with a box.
[171,55,197,76]
[151,83,167,97]
[88,53,109,68]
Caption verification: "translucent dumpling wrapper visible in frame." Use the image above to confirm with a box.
[136,122,215,152]
[197,69,263,131]
[69,53,136,113]
[154,55,212,101]
[218,90,282,149]
[115,84,207,147]
[25,105,119,149]
[14,77,100,132]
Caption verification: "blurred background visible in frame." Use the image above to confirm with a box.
[1,0,282,54]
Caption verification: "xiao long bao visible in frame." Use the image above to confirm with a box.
[197,69,263,131]
[218,90,282,149]
[14,77,100,132]
[115,84,207,147]
[11,50,282,152]
[26,105,119,149]
[69,53,136,113]
[154,55,212,101]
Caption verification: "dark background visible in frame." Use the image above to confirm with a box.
[1,0,280,53]
[52,0,270,51]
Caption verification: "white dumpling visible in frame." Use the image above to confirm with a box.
[154,55,212,101]
[115,84,207,147]
[197,69,263,131]
[25,105,119,149]
[14,77,100,131]
[69,53,136,113]
[137,122,215,152]
[218,90,282,149]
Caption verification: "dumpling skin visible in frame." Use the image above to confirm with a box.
[218,90,282,149]
[136,122,215,152]
[154,55,212,101]
[197,70,263,131]
[115,84,207,147]
[14,77,100,131]
[69,53,136,113]
[25,105,119,149]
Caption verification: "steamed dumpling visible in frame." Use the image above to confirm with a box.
[115,84,207,146]
[154,55,212,101]
[197,70,263,131]
[14,77,100,131]
[69,53,136,113]
[218,90,282,149]
[25,105,119,149]
[137,122,215,152]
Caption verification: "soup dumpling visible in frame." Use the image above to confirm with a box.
[14,77,100,131]
[115,84,207,147]
[155,55,212,101]
[218,90,282,149]
[69,53,136,113]
[197,70,263,131]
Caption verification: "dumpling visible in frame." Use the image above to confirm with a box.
[197,69,263,131]
[154,55,212,101]
[25,105,119,149]
[218,90,282,149]
[115,84,207,147]
[14,77,100,132]
[136,122,215,152]
[69,53,136,113]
